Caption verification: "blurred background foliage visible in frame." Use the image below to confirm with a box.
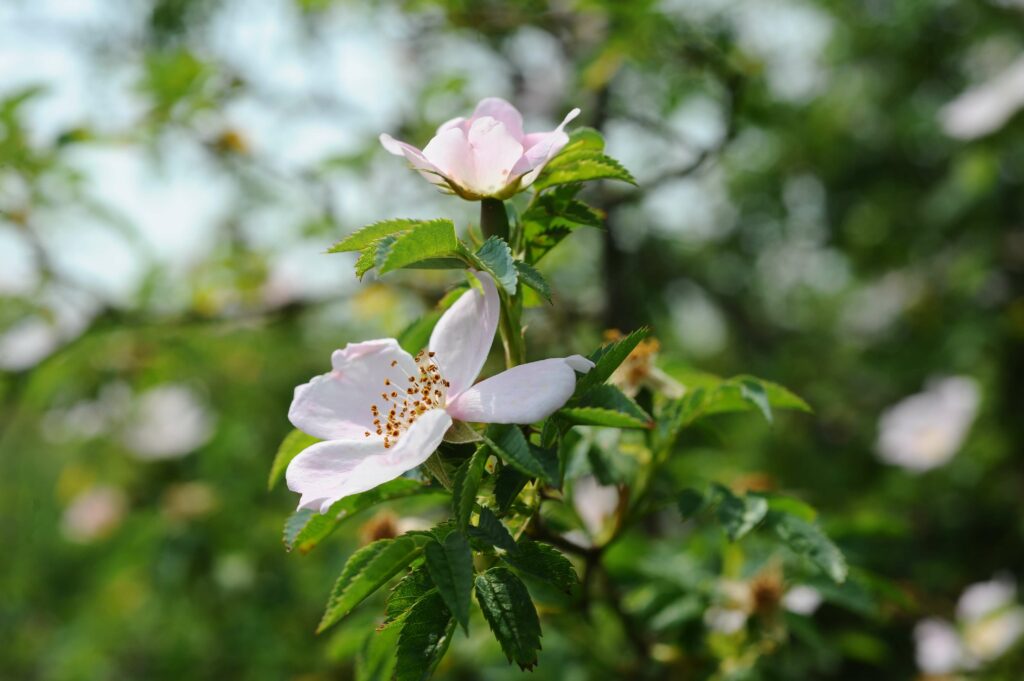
[2,0,1023,679]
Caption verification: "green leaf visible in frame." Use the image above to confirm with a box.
[739,378,772,423]
[770,513,848,584]
[513,261,551,302]
[534,155,636,190]
[385,567,434,624]
[378,219,459,274]
[521,190,604,264]
[494,466,528,512]
[475,236,517,295]
[483,424,554,485]
[698,375,812,419]
[318,535,429,633]
[474,567,543,670]
[761,493,818,522]
[424,532,474,634]
[558,126,605,153]
[356,620,401,681]
[268,429,319,491]
[715,485,769,541]
[501,541,578,594]
[394,590,456,681]
[452,446,487,530]
[398,311,443,354]
[329,218,426,253]
[355,244,380,278]
[677,488,707,520]
[468,507,518,554]
[573,327,649,398]
[560,384,653,429]
[284,478,433,554]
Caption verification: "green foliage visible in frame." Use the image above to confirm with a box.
[386,567,435,624]
[398,311,443,354]
[332,219,463,278]
[356,623,401,681]
[560,383,653,429]
[474,568,543,670]
[573,327,650,398]
[770,513,848,584]
[513,261,551,302]
[424,532,474,633]
[533,127,636,190]
[500,541,578,594]
[284,478,434,554]
[15,2,1005,678]
[482,424,556,485]
[521,185,604,264]
[678,485,847,582]
[268,429,319,491]
[468,507,518,554]
[318,534,430,633]
[394,590,456,681]
[451,446,487,530]
[715,485,769,540]
[475,237,517,295]
[329,219,430,253]
[494,466,529,513]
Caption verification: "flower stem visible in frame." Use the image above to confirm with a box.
[498,291,526,368]
[480,198,509,241]
[480,199,525,368]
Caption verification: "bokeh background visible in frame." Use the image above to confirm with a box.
[3,0,1024,679]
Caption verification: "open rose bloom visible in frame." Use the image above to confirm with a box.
[286,271,593,512]
[380,97,580,200]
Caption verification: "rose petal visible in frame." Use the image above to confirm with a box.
[422,127,476,193]
[512,108,581,186]
[465,117,525,197]
[446,354,593,424]
[437,116,468,134]
[286,408,452,513]
[429,271,499,398]
[288,339,418,440]
[379,133,452,189]
[471,97,525,141]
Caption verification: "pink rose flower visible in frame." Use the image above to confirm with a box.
[380,97,580,200]
[286,271,593,512]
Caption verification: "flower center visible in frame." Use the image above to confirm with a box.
[365,350,449,449]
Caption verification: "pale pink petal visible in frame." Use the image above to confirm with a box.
[437,116,468,134]
[466,117,525,197]
[446,354,593,424]
[511,108,582,186]
[422,127,476,192]
[288,339,418,440]
[379,133,452,189]
[429,271,499,398]
[471,97,525,141]
[286,409,452,513]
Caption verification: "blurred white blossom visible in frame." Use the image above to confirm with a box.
[783,585,824,615]
[572,474,620,540]
[705,577,823,634]
[121,384,215,460]
[61,485,127,543]
[915,575,1024,674]
[940,55,1024,140]
[875,376,980,472]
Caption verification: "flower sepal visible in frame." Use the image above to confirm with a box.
[443,420,483,444]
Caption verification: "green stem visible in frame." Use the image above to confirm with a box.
[479,199,525,368]
[498,290,526,368]
[480,198,509,241]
